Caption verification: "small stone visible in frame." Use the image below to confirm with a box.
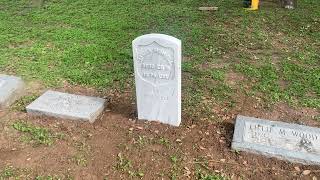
[199,145,206,150]
[136,126,143,130]
[176,139,182,143]
[302,170,311,176]
[220,159,226,162]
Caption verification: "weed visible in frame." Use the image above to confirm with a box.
[159,137,171,148]
[11,95,38,112]
[170,155,178,164]
[74,141,91,152]
[12,121,63,146]
[134,135,148,147]
[0,166,16,179]
[35,174,73,180]
[116,153,132,172]
[169,154,182,180]
[115,153,145,178]
[196,168,225,180]
[72,154,87,167]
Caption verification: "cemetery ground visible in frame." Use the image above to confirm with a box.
[0,0,319,179]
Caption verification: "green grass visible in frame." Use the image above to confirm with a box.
[0,166,16,180]
[72,153,88,167]
[115,153,144,178]
[35,175,69,180]
[196,169,226,180]
[0,166,32,180]
[0,0,319,119]
[12,121,64,146]
[0,165,72,180]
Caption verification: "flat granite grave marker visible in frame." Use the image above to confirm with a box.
[26,90,105,123]
[232,115,320,165]
[0,74,25,108]
[132,34,181,126]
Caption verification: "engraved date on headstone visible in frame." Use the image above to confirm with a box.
[232,115,320,165]
[133,34,181,126]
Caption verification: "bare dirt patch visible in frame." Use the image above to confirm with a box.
[0,84,319,179]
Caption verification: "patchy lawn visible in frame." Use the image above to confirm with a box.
[0,0,319,179]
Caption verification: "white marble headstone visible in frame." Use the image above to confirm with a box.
[0,74,25,109]
[132,34,181,126]
[26,90,105,123]
[232,115,320,165]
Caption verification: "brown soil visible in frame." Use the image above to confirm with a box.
[0,84,319,180]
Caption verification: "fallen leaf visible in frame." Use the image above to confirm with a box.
[302,170,311,176]
[208,162,215,167]
[183,167,191,177]
[294,166,301,172]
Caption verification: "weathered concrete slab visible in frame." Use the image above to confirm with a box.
[26,90,105,123]
[0,74,25,109]
[232,115,320,165]
[132,34,181,126]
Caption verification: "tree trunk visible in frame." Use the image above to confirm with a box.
[280,0,297,9]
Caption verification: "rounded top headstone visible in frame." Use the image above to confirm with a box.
[133,34,181,47]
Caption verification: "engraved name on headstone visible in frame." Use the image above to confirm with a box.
[26,90,105,123]
[132,34,181,126]
[232,115,320,165]
[0,74,25,108]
